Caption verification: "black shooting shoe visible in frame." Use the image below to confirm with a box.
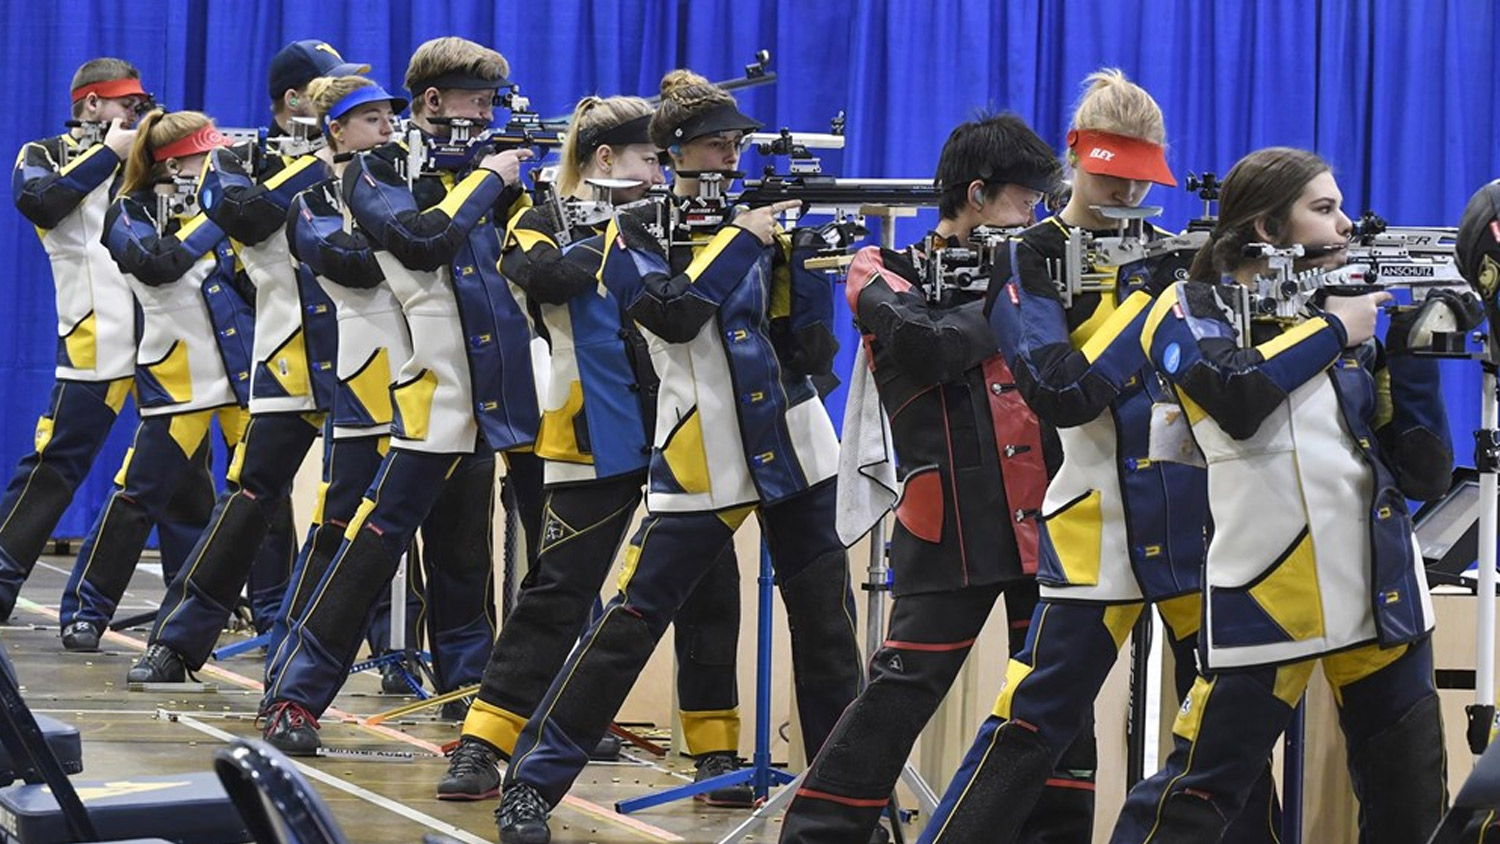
[496,783,551,844]
[436,736,501,801]
[260,700,322,757]
[589,732,622,762]
[128,643,188,683]
[439,698,470,722]
[61,620,100,652]
[379,657,421,694]
[693,751,754,807]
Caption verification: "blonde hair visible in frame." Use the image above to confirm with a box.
[404,37,509,116]
[69,57,140,118]
[120,110,213,196]
[648,69,734,150]
[556,95,653,194]
[306,75,378,148]
[1069,68,1166,146]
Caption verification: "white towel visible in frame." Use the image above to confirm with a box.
[836,343,899,546]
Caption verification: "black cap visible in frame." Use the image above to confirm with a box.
[268,40,369,101]
[578,114,653,161]
[668,102,762,146]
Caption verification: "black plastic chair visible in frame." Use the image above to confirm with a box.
[0,645,246,844]
[1428,737,1500,843]
[212,739,346,844]
[0,713,82,785]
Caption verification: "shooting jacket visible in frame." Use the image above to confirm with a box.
[1143,279,1449,668]
[503,208,657,486]
[342,139,536,454]
[845,237,1045,596]
[988,216,1205,606]
[12,133,136,381]
[288,177,406,440]
[599,207,840,512]
[200,147,334,415]
[103,190,255,416]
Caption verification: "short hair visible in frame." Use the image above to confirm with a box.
[69,57,141,118]
[933,112,1060,220]
[404,36,509,116]
[648,69,734,151]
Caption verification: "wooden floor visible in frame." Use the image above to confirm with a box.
[3,554,789,844]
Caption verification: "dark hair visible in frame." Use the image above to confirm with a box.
[934,112,1060,220]
[1188,147,1331,279]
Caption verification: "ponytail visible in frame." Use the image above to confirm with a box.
[556,95,653,195]
[119,109,166,196]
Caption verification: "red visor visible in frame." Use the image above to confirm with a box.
[152,125,231,163]
[1067,129,1176,187]
[71,77,148,103]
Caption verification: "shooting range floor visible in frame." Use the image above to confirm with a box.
[2,554,781,844]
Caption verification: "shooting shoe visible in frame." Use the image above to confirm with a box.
[589,732,622,761]
[260,700,321,756]
[128,643,187,683]
[693,752,754,807]
[61,620,100,652]
[436,736,501,801]
[496,783,551,844]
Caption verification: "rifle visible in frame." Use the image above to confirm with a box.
[1236,240,1480,355]
[536,177,657,248]
[542,50,777,126]
[1048,206,1193,308]
[58,92,159,167]
[154,175,202,235]
[1347,211,1465,289]
[216,118,325,178]
[910,225,1019,304]
[398,104,565,187]
[1048,173,1224,307]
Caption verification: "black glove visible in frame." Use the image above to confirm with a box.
[790,219,867,256]
[876,298,995,386]
[1386,288,1484,355]
[615,208,668,262]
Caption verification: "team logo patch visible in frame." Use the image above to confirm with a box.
[1162,342,1182,374]
[886,654,904,674]
[542,513,575,546]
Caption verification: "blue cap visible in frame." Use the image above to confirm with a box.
[326,84,409,124]
[269,40,369,101]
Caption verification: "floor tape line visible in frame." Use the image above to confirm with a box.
[168,711,494,844]
[14,596,685,842]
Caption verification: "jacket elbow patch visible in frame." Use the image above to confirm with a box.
[1179,362,1286,441]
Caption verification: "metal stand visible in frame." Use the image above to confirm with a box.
[1282,701,1305,844]
[349,552,432,696]
[863,516,939,819]
[1469,363,1500,756]
[212,632,269,661]
[616,543,796,817]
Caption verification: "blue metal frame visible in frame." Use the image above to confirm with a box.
[615,543,795,814]
[211,633,270,661]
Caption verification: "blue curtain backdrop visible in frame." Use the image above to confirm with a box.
[2,0,1498,538]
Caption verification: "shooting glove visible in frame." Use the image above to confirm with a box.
[869,296,997,386]
[504,207,598,305]
[1385,288,1484,355]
